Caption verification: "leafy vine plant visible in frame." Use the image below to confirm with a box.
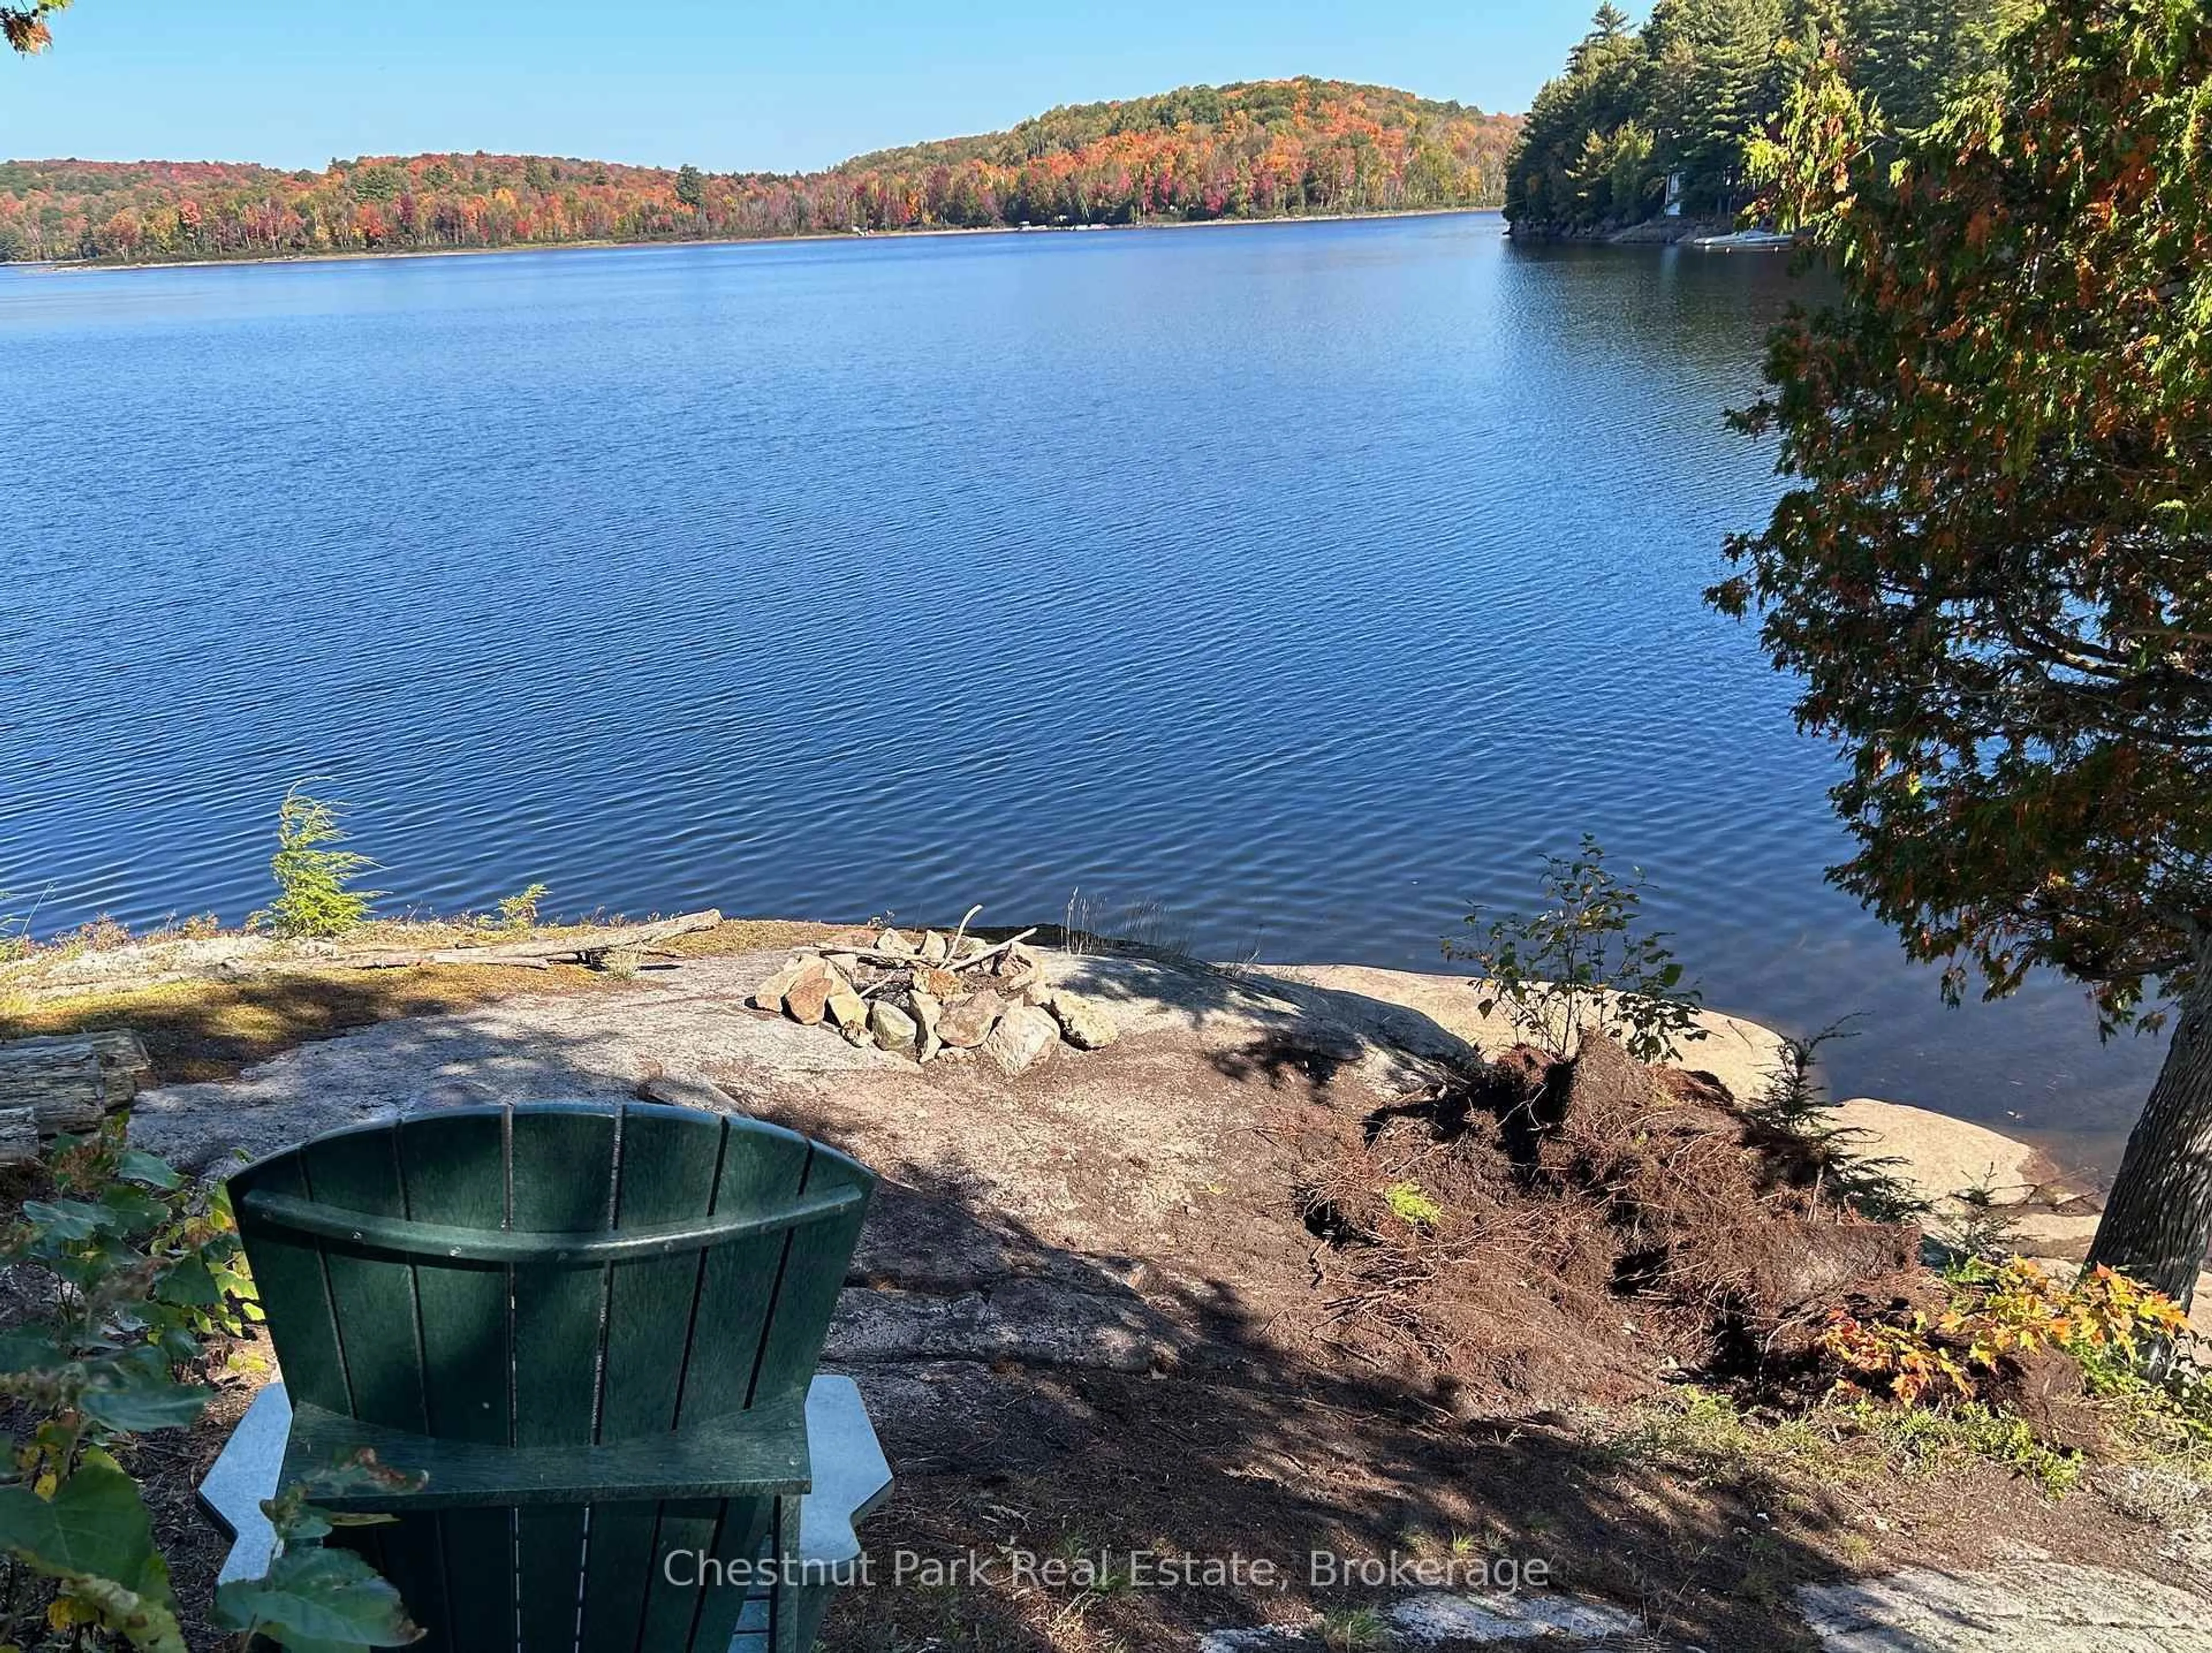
[1445,835,1709,1065]
[0,1122,419,1651]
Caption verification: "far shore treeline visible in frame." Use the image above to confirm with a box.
[0,78,1521,265]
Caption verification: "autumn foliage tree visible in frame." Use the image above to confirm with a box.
[1713,2,2212,1299]
[0,79,1521,264]
[2,0,67,55]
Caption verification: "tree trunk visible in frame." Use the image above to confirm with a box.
[2085,962,2212,1308]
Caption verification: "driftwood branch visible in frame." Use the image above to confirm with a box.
[832,927,1039,971]
[343,910,723,972]
[951,927,1040,970]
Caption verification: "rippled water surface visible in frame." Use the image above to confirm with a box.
[0,214,2162,1167]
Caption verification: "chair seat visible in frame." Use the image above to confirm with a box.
[202,1375,891,1589]
[281,1390,810,1512]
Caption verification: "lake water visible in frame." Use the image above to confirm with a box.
[0,213,2161,1171]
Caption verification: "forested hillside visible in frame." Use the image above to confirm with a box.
[0,78,1519,264]
[1504,0,2008,235]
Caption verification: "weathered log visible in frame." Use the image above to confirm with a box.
[0,1027,153,1091]
[0,1064,108,1135]
[0,1029,155,1161]
[342,910,722,972]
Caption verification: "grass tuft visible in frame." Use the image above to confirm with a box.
[1320,1605,1391,1651]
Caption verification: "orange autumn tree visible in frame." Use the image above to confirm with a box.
[2,0,67,54]
[1713,3,2212,1299]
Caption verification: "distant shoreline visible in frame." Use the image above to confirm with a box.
[9,204,1502,276]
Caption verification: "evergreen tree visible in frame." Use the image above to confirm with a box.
[1506,0,2006,233]
[1505,5,1653,228]
[1846,0,1987,128]
[1582,2,1635,54]
[1646,0,1786,214]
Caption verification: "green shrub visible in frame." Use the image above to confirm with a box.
[260,784,382,939]
[491,882,550,933]
[1824,1257,2191,1406]
[1820,1257,2212,1480]
[1381,1181,1443,1229]
[0,1123,419,1650]
[1841,1398,2083,1496]
[54,915,132,957]
[1938,1173,2026,1264]
[147,912,222,943]
[215,1472,426,1651]
[1444,835,1707,1063]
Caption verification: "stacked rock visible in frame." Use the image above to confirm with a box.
[747,928,1118,1075]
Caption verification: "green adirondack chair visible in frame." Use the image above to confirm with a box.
[225,1101,877,1653]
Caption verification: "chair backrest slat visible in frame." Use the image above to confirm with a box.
[434,1507,520,1649]
[505,1108,618,1653]
[635,1497,730,1649]
[576,1504,658,1652]
[394,1110,513,1445]
[674,1499,777,1652]
[745,1146,872,1409]
[353,1514,454,1651]
[382,1111,518,1650]
[669,1120,811,1428]
[600,1108,728,1440]
[509,1106,619,1450]
[234,1150,353,1417]
[300,1123,426,1434]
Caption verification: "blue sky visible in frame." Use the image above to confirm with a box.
[0,1,1596,172]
